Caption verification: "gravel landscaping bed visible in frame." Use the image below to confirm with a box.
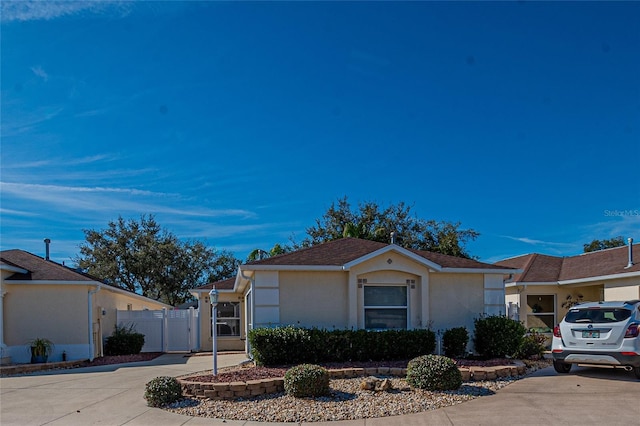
[167,359,551,422]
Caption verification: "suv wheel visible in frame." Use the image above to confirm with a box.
[553,360,572,374]
[634,367,640,380]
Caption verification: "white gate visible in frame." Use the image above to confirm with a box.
[116,308,199,352]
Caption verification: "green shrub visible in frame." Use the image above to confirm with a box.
[104,323,145,356]
[442,327,468,358]
[248,326,436,366]
[516,331,546,360]
[248,326,311,366]
[473,316,526,358]
[406,355,462,390]
[144,376,182,407]
[284,364,330,397]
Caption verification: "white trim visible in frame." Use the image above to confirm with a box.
[506,270,640,287]
[3,280,99,285]
[241,265,343,272]
[0,264,28,274]
[440,267,520,274]
[558,271,640,285]
[343,245,443,271]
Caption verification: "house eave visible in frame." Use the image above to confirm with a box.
[0,264,29,274]
[241,265,344,272]
[558,270,640,285]
[439,267,520,274]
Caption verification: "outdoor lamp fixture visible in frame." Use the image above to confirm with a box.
[209,287,219,376]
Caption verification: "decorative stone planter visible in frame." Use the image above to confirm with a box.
[177,363,526,400]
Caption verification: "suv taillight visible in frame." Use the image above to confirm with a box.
[624,323,639,338]
[553,325,562,338]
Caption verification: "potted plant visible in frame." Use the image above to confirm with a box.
[28,338,54,363]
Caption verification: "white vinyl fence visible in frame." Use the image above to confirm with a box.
[116,308,199,352]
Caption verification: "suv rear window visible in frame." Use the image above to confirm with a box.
[564,308,632,323]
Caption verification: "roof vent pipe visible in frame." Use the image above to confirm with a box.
[625,237,634,269]
[44,238,51,261]
[390,232,396,245]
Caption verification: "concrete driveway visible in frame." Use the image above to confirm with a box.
[1,355,638,426]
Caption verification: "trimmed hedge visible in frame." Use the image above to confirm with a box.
[442,327,469,358]
[248,326,436,366]
[105,323,145,356]
[473,315,526,358]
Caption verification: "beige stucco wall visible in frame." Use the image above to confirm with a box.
[279,271,349,329]
[603,276,640,300]
[429,273,484,332]
[4,284,90,345]
[198,291,245,352]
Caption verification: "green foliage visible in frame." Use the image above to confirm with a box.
[473,316,526,358]
[248,326,436,366]
[248,326,311,366]
[297,196,479,258]
[104,324,145,356]
[284,364,330,397]
[406,355,462,390]
[583,236,625,253]
[442,327,468,358]
[516,331,547,360]
[144,376,182,407]
[247,243,292,262]
[76,214,240,305]
[28,337,54,357]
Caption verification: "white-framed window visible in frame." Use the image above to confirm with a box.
[364,285,408,330]
[213,302,241,337]
[526,294,555,333]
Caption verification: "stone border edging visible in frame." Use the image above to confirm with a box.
[178,363,527,400]
[0,359,89,376]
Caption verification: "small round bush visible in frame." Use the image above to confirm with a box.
[443,327,469,358]
[144,376,182,407]
[284,364,330,397]
[406,355,462,391]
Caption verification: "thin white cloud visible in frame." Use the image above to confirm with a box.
[501,235,575,249]
[0,208,40,217]
[1,1,131,23]
[30,65,49,81]
[0,181,256,219]
[0,106,65,137]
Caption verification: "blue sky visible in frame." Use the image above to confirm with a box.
[1,1,639,265]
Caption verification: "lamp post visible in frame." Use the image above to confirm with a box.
[209,287,219,376]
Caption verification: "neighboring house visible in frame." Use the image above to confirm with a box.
[496,239,639,333]
[0,249,171,364]
[190,238,518,353]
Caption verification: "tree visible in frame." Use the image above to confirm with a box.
[583,236,625,253]
[76,215,240,305]
[247,243,291,262]
[295,197,479,258]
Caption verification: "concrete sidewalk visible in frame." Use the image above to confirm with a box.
[1,354,638,425]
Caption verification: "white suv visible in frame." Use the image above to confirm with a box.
[551,300,640,379]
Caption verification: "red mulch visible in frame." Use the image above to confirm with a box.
[84,352,163,367]
[183,358,515,383]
